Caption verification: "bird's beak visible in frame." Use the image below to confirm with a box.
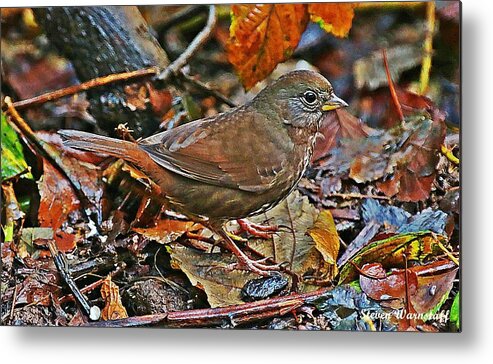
[322,94,348,111]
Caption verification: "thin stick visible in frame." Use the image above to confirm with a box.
[179,72,237,107]
[441,144,460,165]
[159,5,217,82]
[3,97,94,221]
[48,240,101,320]
[83,287,332,328]
[12,67,159,110]
[419,1,436,95]
[328,192,391,201]
[156,4,207,32]
[382,48,404,123]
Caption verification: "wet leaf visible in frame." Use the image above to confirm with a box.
[359,260,458,313]
[101,276,128,321]
[338,231,448,284]
[1,112,33,181]
[308,3,356,37]
[240,275,289,302]
[312,285,395,331]
[227,4,309,90]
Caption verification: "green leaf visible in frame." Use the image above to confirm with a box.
[450,291,460,330]
[1,112,33,181]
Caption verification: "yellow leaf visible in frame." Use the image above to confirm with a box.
[308,210,340,266]
[227,4,309,90]
[308,3,356,37]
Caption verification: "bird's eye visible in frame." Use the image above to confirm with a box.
[302,90,318,105]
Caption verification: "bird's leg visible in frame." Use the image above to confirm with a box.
[216,227,281,276]
[236,218,278,239]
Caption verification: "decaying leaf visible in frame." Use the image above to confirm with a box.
[170,191,341,307]
[359,260,458,313]
[170,245,258,307]
[338,231,449,284]
[353,44,423,90]
[133,219,198,245]
[100,276,128,321]
[37,162,80,252]
[250,191,335,285]
[312,285,394,331]
[312,108,372,163]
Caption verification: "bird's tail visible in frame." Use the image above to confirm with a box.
[58,130,151,166]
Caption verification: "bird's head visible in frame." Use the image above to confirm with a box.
[253,70,348,128]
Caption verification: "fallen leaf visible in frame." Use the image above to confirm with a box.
[133,219,198,245]
[338,231,448,284]
[100,276,128,320]
[312,108,371,163]
[308,210,340,279]
[170,244,259,307]
[359,260,458,314]
[250,191,332,285]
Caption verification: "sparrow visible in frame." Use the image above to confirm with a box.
[60,70,348,275]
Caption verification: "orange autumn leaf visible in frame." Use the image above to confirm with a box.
[227,4,309,90]
[308,3,356,37]
[227,3,356,89]
[100,276,128,321]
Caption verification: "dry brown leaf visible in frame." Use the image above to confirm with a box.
[308,210,340,279]
[133,219,198,245]
[170,245,258,307]
[227,4,309,90]
[100,276,128,321]
[37,161,80,252]
[308,3,356,37]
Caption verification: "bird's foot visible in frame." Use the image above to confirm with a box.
[227,254,282,277]
[236,218,278,239]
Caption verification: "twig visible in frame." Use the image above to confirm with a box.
[156,5,208,32]
[178,72,237,107]
[382,48,404,123]
[159,5,217,82]
[48,240,101,321]
[419,1,436,95]
[83,287,332,328]
[3,97,94,222]
[328,192,391,200]
[11,67,159,110]
[441,144,460,165]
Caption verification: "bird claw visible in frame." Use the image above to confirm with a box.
[228,256,283,276]
[237,219,278,239]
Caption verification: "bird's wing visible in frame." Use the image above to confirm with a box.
[138,107,292,193]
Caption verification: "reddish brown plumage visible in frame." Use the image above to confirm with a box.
[60,70,347,275]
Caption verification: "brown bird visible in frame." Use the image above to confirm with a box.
[60,70,347,275]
